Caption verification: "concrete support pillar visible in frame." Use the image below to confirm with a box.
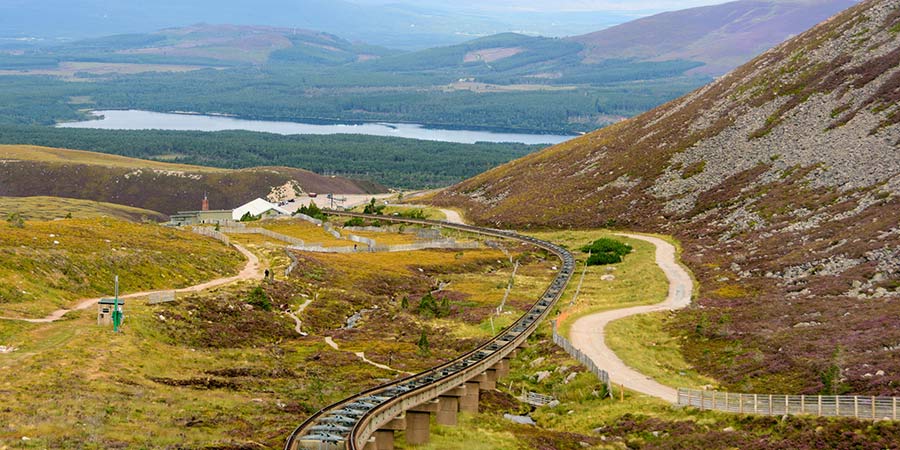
[482,369,498,390]
[374,430,395,450]
[460,381,481,413]
[494,358,511,379]
[405,411,431,445]
[436,396,460,426]
[375,415,405,450]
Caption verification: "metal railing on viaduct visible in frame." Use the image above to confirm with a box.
[284,211,575,450]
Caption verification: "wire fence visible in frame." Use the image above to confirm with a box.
[218,227,305,246]
[190,226,230,245]
[677,388,900,420]
[552,320,612,397]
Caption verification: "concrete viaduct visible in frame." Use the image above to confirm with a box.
[285,211,575,450]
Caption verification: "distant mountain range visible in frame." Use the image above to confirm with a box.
[13,0,857,78]
[0,0,637,50]
[431,0,900,395]
[571,0,858,74]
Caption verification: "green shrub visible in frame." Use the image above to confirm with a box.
[363,198,385,215]
[587,252,623,265]
[580,238,632,266]
[246,286,272,311]
[398,209,426,220]
[343,217,366,227]
[239,211,259,222]
[296,201,326,221]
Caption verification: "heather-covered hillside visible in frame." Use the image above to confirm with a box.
[432,0,900,395]
[0,145,385,215]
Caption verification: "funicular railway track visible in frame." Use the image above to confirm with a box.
[285,211,575,450]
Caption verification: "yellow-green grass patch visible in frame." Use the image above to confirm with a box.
[525,230,668,338]
[259,219,349,247]
[0,196,166,222]
[606,311,717,390]
[0,144,226,172]
[0,217,242,318]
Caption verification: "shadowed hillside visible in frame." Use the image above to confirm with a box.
[432,0,900,395]
[0,145,385,215]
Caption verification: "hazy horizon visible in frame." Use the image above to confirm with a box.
[0,0,737,48]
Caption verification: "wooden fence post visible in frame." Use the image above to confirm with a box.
[769,394,773,416]
[818,396,822,416]
[739,394,744,414]
[754,394,758,414]
[854,396,859,418]
[785,395,789,414]
[894,397,897,420]
[725,392,729,411]
[801,395,805,414]
[872,396,876,420]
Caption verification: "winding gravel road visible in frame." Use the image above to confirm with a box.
[568,233,693,403]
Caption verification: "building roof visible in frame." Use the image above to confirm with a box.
[232,198,289,220]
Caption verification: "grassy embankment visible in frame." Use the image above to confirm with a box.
[0,196,167,222]
[0,217,243,318]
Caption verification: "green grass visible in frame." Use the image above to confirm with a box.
[0,196,166,222]
[525,230,668,338]
[606,311,717,390]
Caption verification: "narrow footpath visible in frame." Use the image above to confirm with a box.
[568,233,693,403]
[324,337,414,375]
[0,243,262,323]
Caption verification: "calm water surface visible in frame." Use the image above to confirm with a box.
[58,110,574,145]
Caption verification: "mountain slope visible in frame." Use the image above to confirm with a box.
[45,24,396,66]
[571,0,858,74]
[0,145,385,215]
[432,0,900,395]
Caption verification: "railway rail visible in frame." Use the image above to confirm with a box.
[285,211,575,450]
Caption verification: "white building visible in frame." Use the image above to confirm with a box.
[232,198,289,221]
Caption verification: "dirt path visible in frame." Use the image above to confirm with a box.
[0,244,262,324]
[324,337,414,375]
[438,208,465,224]
[285,298,313,336]
[568,233,693,403]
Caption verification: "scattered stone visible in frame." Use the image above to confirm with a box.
[535,371,551,383]
[529,357,546,368]
[556,365,569,373]
[546,400,561,408]
[723,427,735,432]
[0,345,16,354]
[600,274,616,281]
[793,321,821,328]
[503,414,536,425]
[877,370,886,376]
[564,373,578,384]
